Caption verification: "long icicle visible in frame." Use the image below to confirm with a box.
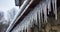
[55,0,57,20]
[42,1,47,24]
[40,2,44,24]
[47,0,51,15]
[52,0,57,20]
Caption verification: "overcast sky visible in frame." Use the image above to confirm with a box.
[0,0,19,21]
[0,0,19,11]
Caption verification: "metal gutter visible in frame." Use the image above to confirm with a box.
[10,0,34,31]
[6,0,31,32]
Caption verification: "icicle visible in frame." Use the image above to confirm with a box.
[45,0,51,15]
[47,0,51,15]
[42,2,47,23]
[40,3,43,24]
[55,0,57,20]
[52,0,55,11]
[52,0,57,20]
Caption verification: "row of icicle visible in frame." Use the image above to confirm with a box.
[11,0,57,32]
[40,0,57,23]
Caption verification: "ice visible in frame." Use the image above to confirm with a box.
[52,0,57,20]
[41,1,47,23]
[46,0,51,15]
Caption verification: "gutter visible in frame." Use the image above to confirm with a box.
[6,0,31,32]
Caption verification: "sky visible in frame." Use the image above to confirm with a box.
[0,0,19,21]
[0,0,19,11]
